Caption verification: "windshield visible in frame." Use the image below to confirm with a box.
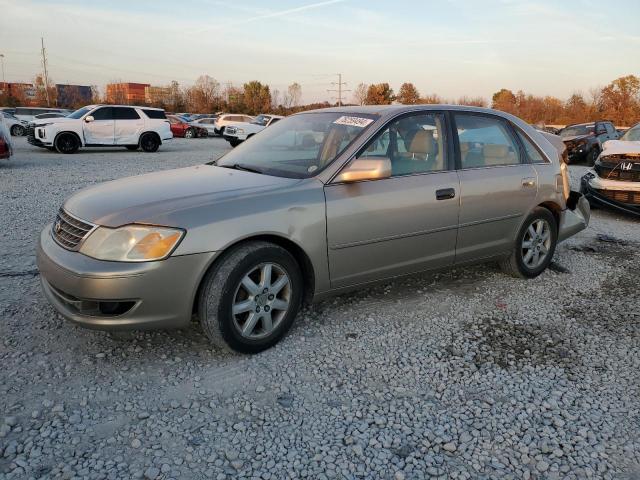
[621,125,640,142]
[67,107,92,119]
[216,112,379,178]
[251,115,270,126]
[560,125,594,137]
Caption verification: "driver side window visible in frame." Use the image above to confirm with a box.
[358,113,447,177]
[91,107,114,121]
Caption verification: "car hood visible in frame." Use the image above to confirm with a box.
[601,139,640,156]
[64,165,301,227]
[33,117,74,126]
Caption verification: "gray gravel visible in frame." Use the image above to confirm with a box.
[1,137,639,479]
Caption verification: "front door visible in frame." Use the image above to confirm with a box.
[325,112,460,288]
[84,107,115,145]
[453,113,538,263]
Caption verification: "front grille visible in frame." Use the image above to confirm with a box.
[52,208,95,250]
[599,189,640,205]
[595,165,640,182]
[226,127,236,135]
[26,124,35,142]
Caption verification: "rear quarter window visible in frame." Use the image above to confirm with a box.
[142,109,167,119]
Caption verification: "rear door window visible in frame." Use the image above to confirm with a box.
[455,114,521,168]
[113,107,140,120]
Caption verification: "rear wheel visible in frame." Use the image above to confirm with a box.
[140,133,160,152]
[55,133,80,154]
[499,207,557,278]
[198,241,303,354]
[10,124,25,136]
[184,128,195,139]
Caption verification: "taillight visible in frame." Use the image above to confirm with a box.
[558,163,570,202]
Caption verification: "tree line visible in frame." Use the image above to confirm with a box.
[2,74,639,126]
[354,75,640,126]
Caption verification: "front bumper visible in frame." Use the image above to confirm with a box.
[37,225,217,330]
[580,173,640,217]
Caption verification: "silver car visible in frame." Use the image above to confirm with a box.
[37,105,590,353]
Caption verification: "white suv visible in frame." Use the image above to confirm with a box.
[213,114,254,136]
[28,105,173,154]
[223,114,284,147]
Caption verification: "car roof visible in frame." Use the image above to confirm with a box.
[85,104,164,111]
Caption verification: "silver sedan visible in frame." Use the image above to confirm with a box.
[37,105,590,353]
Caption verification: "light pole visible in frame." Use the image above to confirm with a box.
[0,54,5,84]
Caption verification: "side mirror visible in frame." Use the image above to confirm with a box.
[335,157,392,183]
[84,116,94,123]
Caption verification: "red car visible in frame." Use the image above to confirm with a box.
[167,115,207,139]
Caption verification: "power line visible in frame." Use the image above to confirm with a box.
[327,73,350,106]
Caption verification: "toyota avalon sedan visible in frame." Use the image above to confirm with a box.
[37,105,590,353]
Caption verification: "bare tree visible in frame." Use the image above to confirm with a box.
[352,83,368,106]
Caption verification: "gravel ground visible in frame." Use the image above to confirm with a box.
[1,137,639,480]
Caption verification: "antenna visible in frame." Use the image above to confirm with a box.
[41,37,51,106]
[327,73,350,106]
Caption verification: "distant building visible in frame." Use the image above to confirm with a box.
[0,82,37,105]
[105,82,149,104]
[56,84,92,108]
[145,85,171,105]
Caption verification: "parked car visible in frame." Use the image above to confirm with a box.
[188,117,219,136]
[558,120,619,165]
[167,115,207,138]
[28,105,172,153]
[213,114,254,136]
[0,114,13,160]
[580,122,640,217]
[15,107,70,123]
[1,112,29,136]
[36,105,590,353]
[223,114,283,147]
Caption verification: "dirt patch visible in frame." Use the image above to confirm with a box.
[464,315,579,369]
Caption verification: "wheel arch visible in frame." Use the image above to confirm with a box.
[192,234,316,317]
[537,201,561,231]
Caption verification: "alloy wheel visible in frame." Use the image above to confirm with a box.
[231,263,291,339]
[521,219,551,269]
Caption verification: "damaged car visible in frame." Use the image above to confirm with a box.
[37,105,590,353]
[581,122,640,216]
[559,120,618,165]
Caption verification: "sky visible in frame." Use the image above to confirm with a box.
[1,0,639,104]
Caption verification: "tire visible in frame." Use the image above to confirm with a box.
[198,241,303,354]
[126,145,139,151]
[55,133,80,154]
[140,133,160,152]
[184,128,195,139]
[499,207,557,279]
[218,126,225,136]
[229,139,241,148]
[587,148,599,166]
[10,124,25,136]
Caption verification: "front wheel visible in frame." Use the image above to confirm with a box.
[198,241,303,354]
[11,124,25,136]
[499,207,557,278]
[229,139,241,148]
[55,133,80,154]
[184,128,195,139]
[140,133,160,152]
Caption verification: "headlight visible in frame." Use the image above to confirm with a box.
[79,225,184,262]
[236,128,245,134]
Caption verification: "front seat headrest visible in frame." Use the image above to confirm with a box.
[408,130,435,155]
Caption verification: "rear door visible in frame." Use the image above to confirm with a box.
[325,112,460,288]
[113,107,144,145]
[454,113,538,263]
[83,107,115,145]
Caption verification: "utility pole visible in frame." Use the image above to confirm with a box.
[327,73,350,106]
[0,54,5,84]
[40,37,51,106]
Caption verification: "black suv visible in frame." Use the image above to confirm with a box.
[558,121,619,165]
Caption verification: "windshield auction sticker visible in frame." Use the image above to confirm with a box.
[333,116,374,128]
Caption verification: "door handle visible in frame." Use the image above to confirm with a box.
[521,177,536,188]
[436,188,456,200]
